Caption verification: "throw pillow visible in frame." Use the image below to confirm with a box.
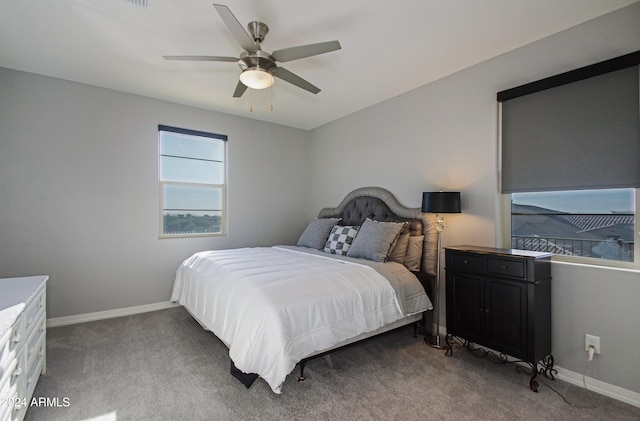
[324,225,359,255]
[404,235,424,271]
[347,218,407,262]
[297,218,341,249]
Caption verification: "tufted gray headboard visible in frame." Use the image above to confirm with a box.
[317,187,438,277]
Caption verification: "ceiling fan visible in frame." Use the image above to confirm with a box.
[163,4,342,97]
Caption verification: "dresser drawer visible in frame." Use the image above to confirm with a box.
[0,328,13,379]
[25,335,46,400]
[450,252,484,273]
[0,355,18,397]
[486,257,526,279]
[0,352,22,404]
[0,365,16,421]
[2,361,27,421]
[0,399,10,421]
[24,285,46,335]
[25,310,47,374]
[0,317,24,381]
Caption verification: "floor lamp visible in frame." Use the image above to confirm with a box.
[422,191,461,349]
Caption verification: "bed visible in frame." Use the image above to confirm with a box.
[170,187,438,393]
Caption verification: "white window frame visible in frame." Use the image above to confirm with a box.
[500,191,639,270]
[158,125,227,239]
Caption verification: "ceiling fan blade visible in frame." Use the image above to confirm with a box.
[233,80,248,98]
[163,55,238,62]
[271,40,341,63]
[273,67,320,94]
[213,4,258,53]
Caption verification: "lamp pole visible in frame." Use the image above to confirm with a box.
[421,191,461,349]
[428,213,446,348]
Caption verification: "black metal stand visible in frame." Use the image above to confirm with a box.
[444,334,556,392]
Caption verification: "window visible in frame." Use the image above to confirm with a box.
[507,189,637,266]
[158,125,227,237]
[497,52,640,268]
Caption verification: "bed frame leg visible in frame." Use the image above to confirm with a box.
[413,322,419,338]
[298,360,306,382]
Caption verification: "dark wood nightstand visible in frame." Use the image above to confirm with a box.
[443,245,555,391]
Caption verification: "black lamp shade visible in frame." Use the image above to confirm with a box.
[422,192,461,213]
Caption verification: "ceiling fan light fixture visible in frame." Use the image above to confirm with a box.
[240,68,274,89]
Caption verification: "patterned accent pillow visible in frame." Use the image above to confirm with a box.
[324,225,359,255]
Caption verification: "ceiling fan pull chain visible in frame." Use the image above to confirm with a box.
[270,85,273,112]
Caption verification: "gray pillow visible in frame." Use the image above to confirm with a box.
[297,218,341,249]
[347,218,407,262]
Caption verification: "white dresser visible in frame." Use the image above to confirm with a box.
[0,276,47,421]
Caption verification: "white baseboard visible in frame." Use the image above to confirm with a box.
[553,366,640,408]
[435,326,639,408]
[46,301,179,328]
[47,306,640,408]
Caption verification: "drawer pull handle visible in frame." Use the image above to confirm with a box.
[501,264,509,270]
[463,259,470,264]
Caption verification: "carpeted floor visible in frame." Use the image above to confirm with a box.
[24,307,640,420]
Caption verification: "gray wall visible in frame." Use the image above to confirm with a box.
[308,3,640,394]
[0,68,311,318]
[1,2,639,397]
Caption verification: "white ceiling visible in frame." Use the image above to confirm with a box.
[1,0,637,130]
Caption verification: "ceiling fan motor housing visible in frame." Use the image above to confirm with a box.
[238,50,276,74]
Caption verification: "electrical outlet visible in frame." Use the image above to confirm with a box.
[585,334,601,354]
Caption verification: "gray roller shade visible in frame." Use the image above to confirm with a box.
[500,64,640,193]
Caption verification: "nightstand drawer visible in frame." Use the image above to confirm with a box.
[486,257,525,279]
[450,252,484,273]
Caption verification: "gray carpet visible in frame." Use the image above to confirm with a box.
[25,307,640,420]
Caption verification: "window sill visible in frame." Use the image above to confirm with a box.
[551,258,640,274]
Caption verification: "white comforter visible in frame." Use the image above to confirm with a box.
[170,246,431,393]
